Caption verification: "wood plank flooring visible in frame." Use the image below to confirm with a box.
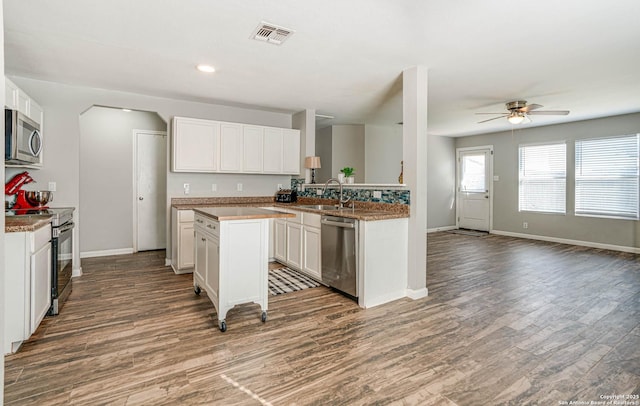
[4,233,640,405]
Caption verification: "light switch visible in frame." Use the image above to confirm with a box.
[211,184,217,192]
[237,183,243,192]
[493,175,500,181]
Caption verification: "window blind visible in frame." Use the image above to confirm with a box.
[519,143,566,214]
[575,134,639,219]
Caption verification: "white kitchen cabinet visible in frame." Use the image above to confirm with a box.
[302,213,322,280]
[30,241,52,335]
[286,222,303,270]
[172,117,220,172]
[171,208,195,274]
[243,125,264,173]
[274,219,287,262]
[282,128,300,174]
[171,115,299,175]
[219,122,243,172]
[193,211,270,332]
[4,223,52,354]
[263,127,283,173]
[5,78,18,109]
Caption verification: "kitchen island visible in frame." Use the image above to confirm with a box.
[192,207,294,332]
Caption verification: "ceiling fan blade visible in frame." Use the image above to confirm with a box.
[524,114,532,124]
[518,103,543,113]
[478,115,508,123]
[527,110,570,115]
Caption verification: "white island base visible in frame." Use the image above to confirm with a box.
[193,207,294,332]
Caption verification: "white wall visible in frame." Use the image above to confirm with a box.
[315,126,333,183]
[364,124,403,184]
[79,107,166,254]
[9,76,294,267]
[332,125,365,183]
[427,135,456,229]
[456,112,640,250]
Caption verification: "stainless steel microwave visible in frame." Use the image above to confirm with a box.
[5,108,42,165]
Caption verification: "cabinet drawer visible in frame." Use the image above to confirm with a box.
[178,209,194,223]
[287,210,302,224]
[204,219,220,237]
[302,213,321,228]
[33,224,52,252]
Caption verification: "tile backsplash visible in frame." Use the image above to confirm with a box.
[291,179,410,205]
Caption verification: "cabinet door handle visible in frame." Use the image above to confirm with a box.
[196,219,204,224]
[201,238,206,242]
[207,224,216,229]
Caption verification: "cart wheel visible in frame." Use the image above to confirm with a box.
[219,320,227,332]
[261,311,267,323]
[194,286,201,295]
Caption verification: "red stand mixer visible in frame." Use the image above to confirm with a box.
[5,171,53,210]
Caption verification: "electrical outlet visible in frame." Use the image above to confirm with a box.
[183,183,190,195]
[237,183,243,192]
[48,182,57,192]
[316,189,323,196]
[373,190,382,199]
[211,184,217,192]
[277,184,283,190]
[523,222,528,229]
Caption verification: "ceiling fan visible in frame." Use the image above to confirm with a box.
[476,100,570,124]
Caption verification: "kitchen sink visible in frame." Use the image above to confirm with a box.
[297,204,340,211]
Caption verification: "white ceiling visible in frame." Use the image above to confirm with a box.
[4,0,640,137]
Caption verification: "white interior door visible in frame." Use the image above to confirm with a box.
[457,146,493,231]
[135,130,167,251]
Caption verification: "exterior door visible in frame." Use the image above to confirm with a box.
[135,130,167,251]
[457,146,493,231]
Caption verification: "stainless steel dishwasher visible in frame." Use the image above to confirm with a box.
[321,215,358,299]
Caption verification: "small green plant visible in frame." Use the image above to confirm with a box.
[340,167,355,177]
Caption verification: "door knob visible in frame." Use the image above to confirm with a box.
[139,197,144,200]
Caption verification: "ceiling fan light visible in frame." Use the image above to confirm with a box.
[508,112,525,125]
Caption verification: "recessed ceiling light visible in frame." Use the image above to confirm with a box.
[196,64,216,73]
[122,109,132,112]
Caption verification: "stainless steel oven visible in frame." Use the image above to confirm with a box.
[47,208,75,315]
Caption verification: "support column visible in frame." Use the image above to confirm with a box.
[292,109,316,182]
[403,66,428,298]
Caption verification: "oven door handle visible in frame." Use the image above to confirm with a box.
[54,222,74,238]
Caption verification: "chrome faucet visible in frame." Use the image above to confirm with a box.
[322,178,352,208]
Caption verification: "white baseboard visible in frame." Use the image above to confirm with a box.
[491,230,640,254]
[427,225,457,233]
[165,258,172,266]
[407,287,429,300]
[361,290,407,309]
[80,248,135,259]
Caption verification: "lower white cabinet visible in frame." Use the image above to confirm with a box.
[171,208,195,273]
[193,213,269,332]
[4,223,52,354]
[273,209,322,281]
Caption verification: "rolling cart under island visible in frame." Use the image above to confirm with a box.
[192,207,294,332]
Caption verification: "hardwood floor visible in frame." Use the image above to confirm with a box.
[4,233,640,405]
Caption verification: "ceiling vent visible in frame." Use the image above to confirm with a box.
[251,22,294,45]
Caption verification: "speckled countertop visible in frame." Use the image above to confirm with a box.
[172,196,409,221]
[193,207,295,221]
[5,215,52,232]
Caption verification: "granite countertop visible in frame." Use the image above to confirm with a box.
[5,215,53,233]
[193,207,295,221]
[172,197,409,221]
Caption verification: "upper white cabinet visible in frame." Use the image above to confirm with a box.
[172,116,300,175]
[5,78,43,126]
[219,122,243,172]
[172,117,219,172]
[242,125,264,173]
[282,129,300,174]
